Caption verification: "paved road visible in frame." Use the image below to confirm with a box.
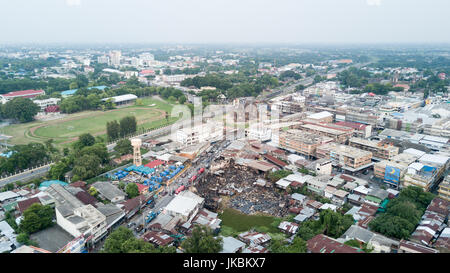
[0,164,53,188]
[258,62,372,100]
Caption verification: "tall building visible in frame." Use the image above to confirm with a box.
[109,50,121,67]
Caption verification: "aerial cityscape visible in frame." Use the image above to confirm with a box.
[0,0,449,260]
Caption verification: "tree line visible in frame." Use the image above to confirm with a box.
[106,116,137,142]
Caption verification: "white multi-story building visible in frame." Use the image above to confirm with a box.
[176,121,223,146]
[247,123,272,142]
[56,204,107,243]
[97,55,110,65]
[109,50,121,67]
[33,98,61,111]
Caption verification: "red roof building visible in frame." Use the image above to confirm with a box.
[335,121,368,131]
[140,70,155,76]
[144,160,165,169]
[1,89,45,103]
[17,197,42,214]
[263,154,288,168]
[136,183,149,195]
[142,231,174,246]
[307,234,360,253]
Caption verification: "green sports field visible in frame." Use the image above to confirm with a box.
[0,97,177,148]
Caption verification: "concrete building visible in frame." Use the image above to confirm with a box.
[90,182,126,203]
[335,121,372,139]
[316,143,373,171]
[33,98,61,111]
[278,129,333,158]
[307,111,334,123]
[247,123,272,142]
[270,93,305,114]
[349,138,399,161]
[299,123,353,144]
[109,50,121,67]
[438,175,450,201]
[55,204,107,243]
[164,191,204,222]
[373,152,419,187]
[176,121,223,146]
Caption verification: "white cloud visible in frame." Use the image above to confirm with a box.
[66,0,81,7]
[366,0,382,6]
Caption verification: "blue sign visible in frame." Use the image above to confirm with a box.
[385,165,401,185]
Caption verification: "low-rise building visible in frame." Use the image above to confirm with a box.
[278,221,299,235]
[299,123,353,144]
[90,182,126,203]
[307,234,360,253]
[142,231,175,247]
[278,129,333,158]
[164,191,204,222]
[335,121,372,138]
[220,236,246,253]
[438,175,450,201]
[349,137,399,161]
[398,239,439,253]
[55,204,107,243]
[33,98,60,111]
[238,231,271,246]
[0,89,45,104]
[316,143,373,171]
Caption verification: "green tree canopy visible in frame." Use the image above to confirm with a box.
[125,183,139,199]
[19,203,54,234]
[181,225,223,253]
[115,139,133,155]
[2,97,40,123]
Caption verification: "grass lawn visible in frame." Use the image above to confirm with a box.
[219,208,281,234]
[34,108,161,138]
[0,96,178,148]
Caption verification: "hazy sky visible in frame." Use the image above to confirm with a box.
[1,0,449,44]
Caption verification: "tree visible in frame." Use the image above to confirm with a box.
[179,95,187,104]
[0,143,50,175]
[78,133,96,148]
[80,143,109,164]
[295,84,305,91]
[125,183,139,199]
[19,203,54,234]
[115,139,133,155]
[72,154,102,180]
[88,186,99,197]
[103,227,176,253]
[2,97,40,123]
[319,209,354,238]
[106,120,120,141]
[270,237,307,253]
[181,225,223,253]
[48,160,70,180]
[267,170,293,183]
[119,116,137,137]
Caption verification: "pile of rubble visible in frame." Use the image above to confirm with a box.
[196,159,289,217]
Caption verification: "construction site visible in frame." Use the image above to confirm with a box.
[191,159,289,218]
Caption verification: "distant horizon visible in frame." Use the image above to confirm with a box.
[1,0,449,44]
